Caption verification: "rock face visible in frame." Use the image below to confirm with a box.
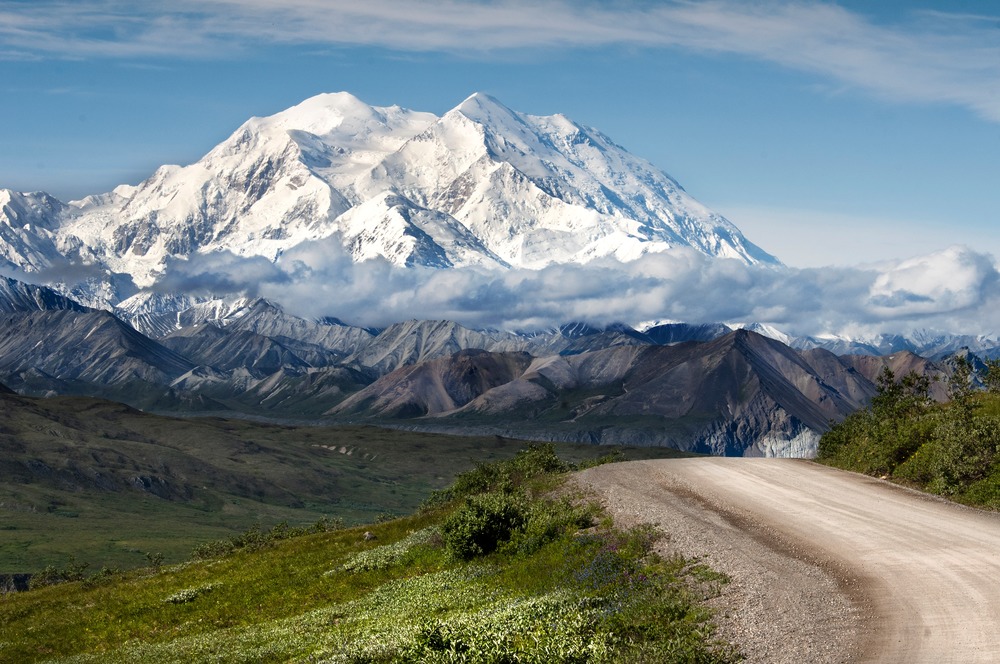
[0,91,777,310]
[0,309,193,388]
[329,329,934,457]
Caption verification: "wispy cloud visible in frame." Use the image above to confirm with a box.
[3,1,999,121]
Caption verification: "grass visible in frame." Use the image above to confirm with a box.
[0,392,688,574]
[0,446,738,663]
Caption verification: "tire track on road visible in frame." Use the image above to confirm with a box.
[576,458,1000,663]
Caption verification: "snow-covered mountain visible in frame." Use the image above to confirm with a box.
[0,91,778,308]
[0,190,67,270]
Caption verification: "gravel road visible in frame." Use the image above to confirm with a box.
[574,458,1000,663]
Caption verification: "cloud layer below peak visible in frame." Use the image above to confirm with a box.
[141,239,1000,338]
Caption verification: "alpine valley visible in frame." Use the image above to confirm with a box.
[0,92,985,457]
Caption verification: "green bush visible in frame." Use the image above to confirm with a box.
[819,363,1000,508]
[441,492,529,560]
[820,367,934,475]
[514,496,596,556]
[28,556,90,590]
[928,414,1000,494]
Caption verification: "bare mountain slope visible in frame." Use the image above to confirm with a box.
[0,310,192,387]
[330,330,889,456]
[334,349,535,418]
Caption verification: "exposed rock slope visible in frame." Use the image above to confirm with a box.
[330,330,913,456]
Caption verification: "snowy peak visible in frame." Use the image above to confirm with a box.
[0,91,779,308]
[391,92,780,268]
[452,92,529,140]
[455,91,510,116]
[0,190,68,272]
[221,92,437,170]
[253,92,385,136]
[335,190,508,268]
[269,92,434,140]
[0,189,64,230]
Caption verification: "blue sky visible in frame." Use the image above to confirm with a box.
[1,0,998,269]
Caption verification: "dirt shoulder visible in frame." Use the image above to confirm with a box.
[574,458,1000,663]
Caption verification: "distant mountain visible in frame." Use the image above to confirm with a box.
[643,322,732,345]
[344,319,532,375]
[159,323,313,375]
[0,275,89,313]
[790,331,1000,361]
[334,349,536,419]
[0,91,777,310]
[0,309,193,390]
[331,330,947,456]
[640,319,1000,363]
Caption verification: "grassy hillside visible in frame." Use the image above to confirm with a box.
[0,392,687,574]
[0,447,737,663]
[818,364,1000,508]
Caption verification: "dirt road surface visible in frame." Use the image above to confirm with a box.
[574,458,1000,663]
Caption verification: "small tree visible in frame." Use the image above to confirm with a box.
[871,367,930,419]
[949,355,976,422]
[819,367,931,474]
[984,358,1000,394]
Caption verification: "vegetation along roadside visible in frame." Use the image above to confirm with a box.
[818,357,1000,508]
[0,444,739,662]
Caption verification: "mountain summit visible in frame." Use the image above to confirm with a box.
[0,92,778,307]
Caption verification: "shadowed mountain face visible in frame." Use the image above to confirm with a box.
[328,330,942,456]
[0,310,192,388]
[160,323,314,375]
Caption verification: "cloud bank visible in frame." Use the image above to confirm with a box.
[3,1,1000,122]
[147,240,1000,338]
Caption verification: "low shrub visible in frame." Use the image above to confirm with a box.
[163,583,220,604]
[422,443,568,508]
[336,526,441,573]
[28,557,90,590]
[442,492,529,560]
[191,516,343,560]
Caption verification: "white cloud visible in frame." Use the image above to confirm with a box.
[867,246,998,316]
[140,238,1000,337]
[3,1,1000,121]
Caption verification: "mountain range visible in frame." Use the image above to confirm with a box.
[0,274,960,457]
